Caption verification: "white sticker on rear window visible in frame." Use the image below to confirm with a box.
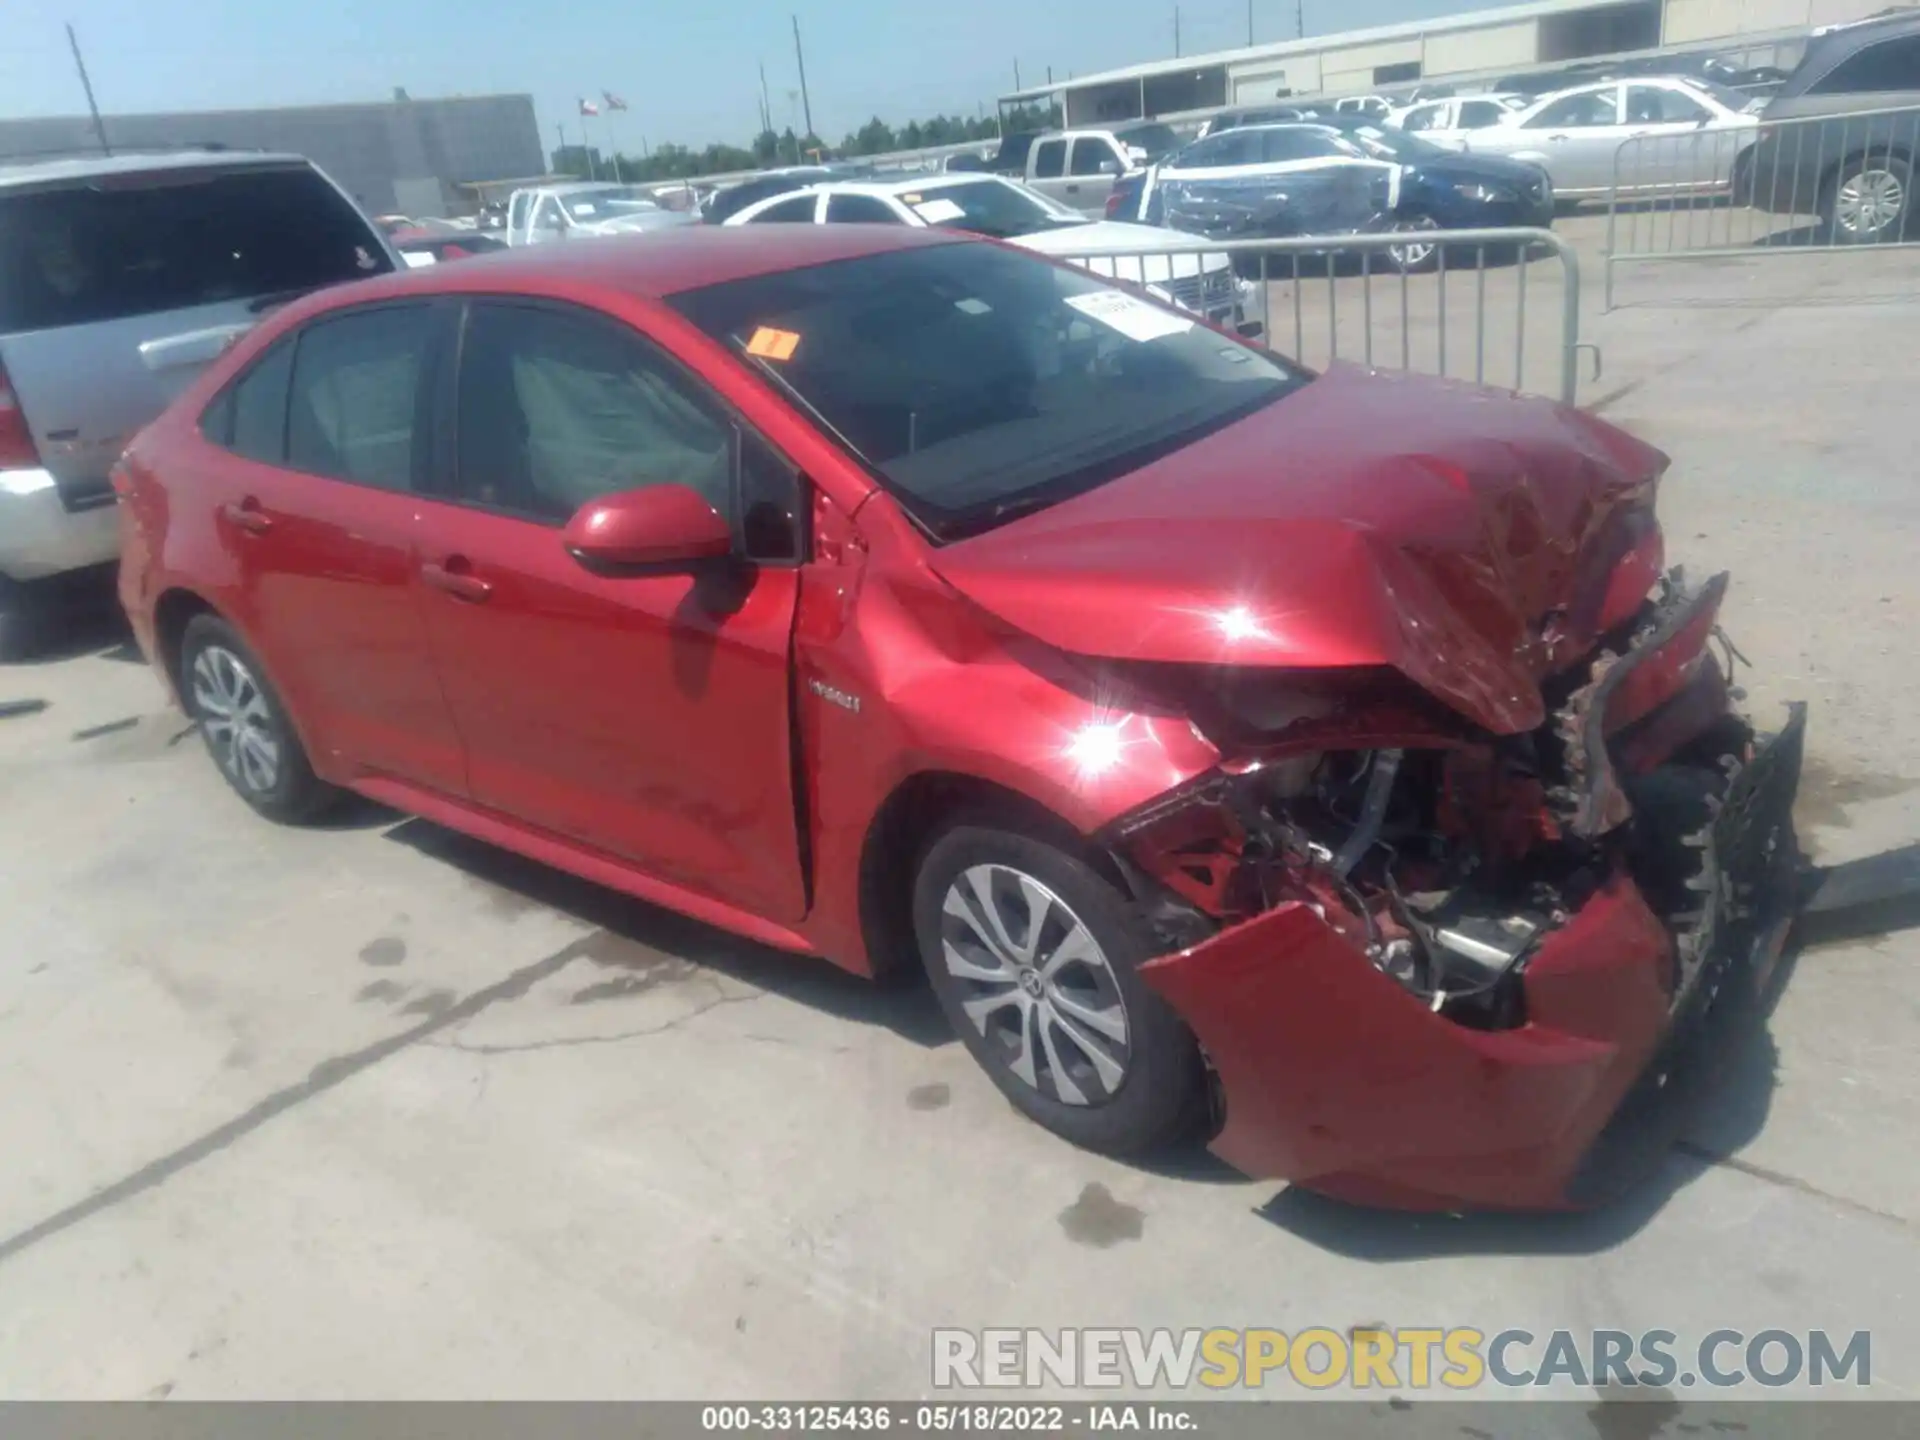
[572,202,598,215]
[954,297,992,315]
[910,198,967,223]
[1063,290,1194,342]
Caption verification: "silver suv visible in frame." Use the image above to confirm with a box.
[0,149,397,656]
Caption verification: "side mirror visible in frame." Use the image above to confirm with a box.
[563,485,732,569]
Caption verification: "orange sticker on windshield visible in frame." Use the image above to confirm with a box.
[746,326,801,361]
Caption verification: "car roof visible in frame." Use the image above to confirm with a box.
[0,148,312,190]
[323,225,968,303]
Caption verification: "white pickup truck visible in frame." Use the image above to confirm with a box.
[504,182,698,246]
[955,124,1187,215]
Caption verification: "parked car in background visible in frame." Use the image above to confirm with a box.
[116,223,1802,1213]
[1195,105,1314,138]
[1022,125,1186,213]
[1461,76,1760,200]
[505,182,697,245]
[1118,120,1553,270]
[392,229,509,265]
[702,167,842,223]
[1332,95,1393,118]
[941,130,1044,176]
[1738,9,1920,241]
[722,173,1250,329]
[1387,93,1529,149]
[0,149,396,657]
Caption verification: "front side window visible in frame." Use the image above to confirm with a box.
[1031,140,1067,179]
[1812,34,1920,94]
[1069,139,1122,177]
[454,302,731,525]
[1400,104,1444,131]
[286,305,434,490]
[669,243,1304,542]
[1528,89,1620,128]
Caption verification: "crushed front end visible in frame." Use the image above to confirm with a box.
[1102,570,1805,1211]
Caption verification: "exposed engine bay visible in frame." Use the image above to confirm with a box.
[1102,568,1786,1041]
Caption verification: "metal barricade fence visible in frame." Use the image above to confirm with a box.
[1605,103,1920,309]
[1052,229,1590,405]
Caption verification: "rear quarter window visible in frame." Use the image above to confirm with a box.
[0,165,389,333]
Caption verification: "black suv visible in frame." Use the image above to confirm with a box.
[1738,11,1920,242]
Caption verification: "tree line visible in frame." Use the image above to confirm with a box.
[552,103,1063,183]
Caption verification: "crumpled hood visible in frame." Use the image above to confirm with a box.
[927,365,1669,735]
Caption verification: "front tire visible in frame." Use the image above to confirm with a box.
[179,614,337,823]
[1386,211,1442,273]
[913,819,1207,1156]
[1823,153,1912,243]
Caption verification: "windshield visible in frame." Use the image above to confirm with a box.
[560,187,661,221]
[1115,123,1183,159]
[670,242,1303,541]
[900,179,1085,239]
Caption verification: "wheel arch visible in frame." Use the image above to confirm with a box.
[1818,140,1915,195]
[152,586,223,701]
[856,769,1103,980]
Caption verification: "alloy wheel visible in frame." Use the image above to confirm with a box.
[939,863,1132,1106]
[1387,214,1442,271]
[191,644,281,794]
[1835,168,1905,238]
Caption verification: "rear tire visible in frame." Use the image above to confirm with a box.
[1822,153,1912,243]
[1386,211,1442,273]
[913,818,1208,1156]
[179,614,338,823]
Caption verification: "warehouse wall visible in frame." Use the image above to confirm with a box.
[0,95,543,216]
[1230,54,1325,102]
[1318,38,1424,92]
[1424,20,1542,74]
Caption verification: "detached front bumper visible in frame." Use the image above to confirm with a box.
[1137,693,1807,1213]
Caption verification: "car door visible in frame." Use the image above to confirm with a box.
[1062,136,1125,214]
[1504,85,1626,193]
[1621,84,1728,192]
[413,296,808,921]
[1027,137,1072,206]
[202,301,468,792]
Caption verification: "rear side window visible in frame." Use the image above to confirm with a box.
[286,305,434,490]
[1811,35,1920,94]
[747,194,819,224]
[1459,100,1508,128]
[0,166,389,333]
[1528,89,1619,128]
[202,339,297,464]
[825,194,902,223]
[1031,140,1067,179]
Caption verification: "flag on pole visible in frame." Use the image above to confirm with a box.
[602,91,630,112]
[578,97,600,116]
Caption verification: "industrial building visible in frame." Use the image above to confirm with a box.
[0,92,545,217]
[1002,0,1895,126]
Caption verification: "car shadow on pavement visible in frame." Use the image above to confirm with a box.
[5,578,141,667]
[381,816,957,1050]
[1252,944,1800,1257]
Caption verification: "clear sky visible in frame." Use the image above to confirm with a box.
[9,0,1475,151]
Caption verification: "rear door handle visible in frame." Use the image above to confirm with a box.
[220,499,273,535]
[421,559,493,603]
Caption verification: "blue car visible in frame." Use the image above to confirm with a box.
[1109,118,1553,271]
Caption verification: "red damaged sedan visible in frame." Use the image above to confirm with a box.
[115,227,1805,1211]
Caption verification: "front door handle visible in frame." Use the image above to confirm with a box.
[220,498,272,535]
[421,559,493,603]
